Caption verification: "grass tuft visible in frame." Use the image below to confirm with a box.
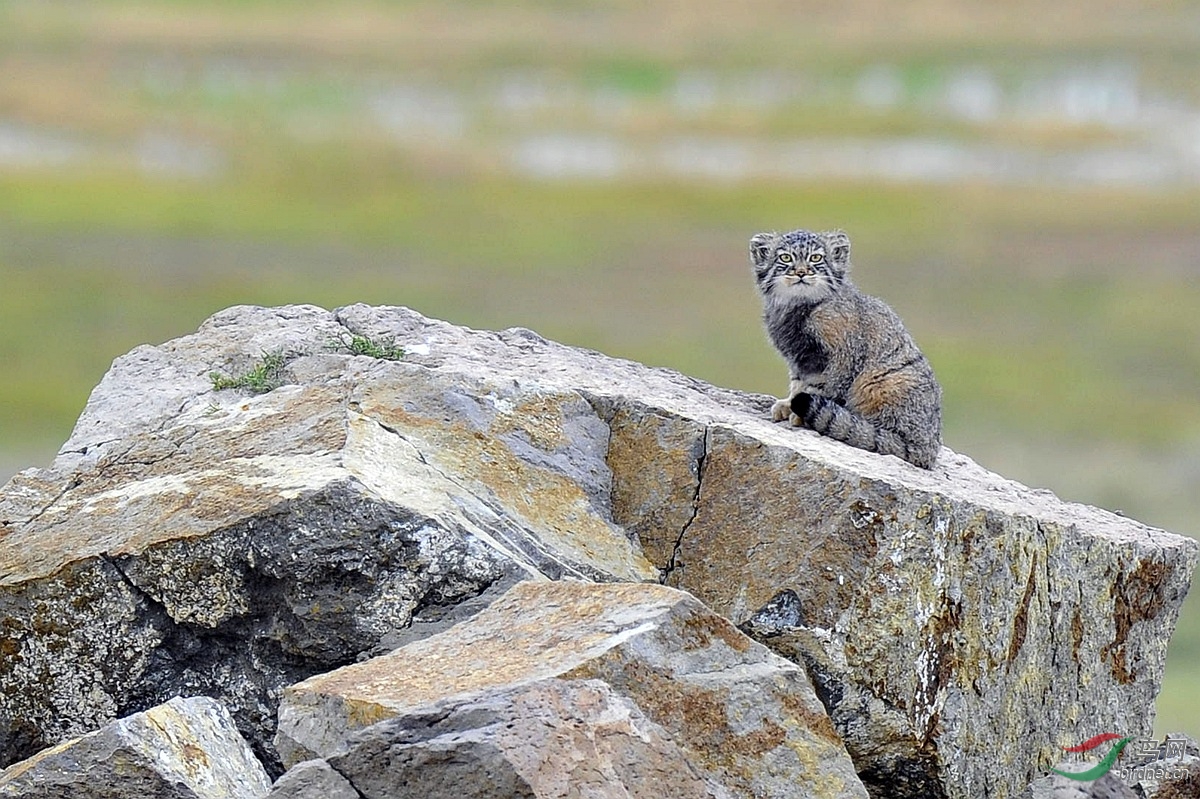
[335,333,405,361]
[209,351,288,394]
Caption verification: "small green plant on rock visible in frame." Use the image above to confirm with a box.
[209,351,288,394]
[334,333,405,361]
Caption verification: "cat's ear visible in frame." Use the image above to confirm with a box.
[750,232,777,271]
[824,230,851,270]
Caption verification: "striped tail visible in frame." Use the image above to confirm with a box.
[791,393,935,469]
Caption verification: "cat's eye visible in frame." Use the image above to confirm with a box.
[808,252,826,264]
[777,252,795,264]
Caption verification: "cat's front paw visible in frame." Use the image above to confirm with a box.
[771,398,792,422]
[789,392,812,427]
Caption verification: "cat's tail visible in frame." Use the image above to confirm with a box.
[790,393,938,469]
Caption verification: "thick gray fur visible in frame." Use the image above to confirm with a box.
[750,228,942,468]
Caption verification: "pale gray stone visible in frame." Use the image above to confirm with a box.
[0,696,270,798]
[266,759,359,799]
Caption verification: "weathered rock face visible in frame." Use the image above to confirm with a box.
[654,429,1196,798]
[277,579,867,799]
[0,696,270,798]
[0,303,1195,799]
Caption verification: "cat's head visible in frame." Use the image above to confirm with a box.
[750,229,850,302]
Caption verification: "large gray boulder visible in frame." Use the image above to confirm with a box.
[276,579,868,799]
[0,303,1195,798]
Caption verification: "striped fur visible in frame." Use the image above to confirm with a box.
[751,229,942,469]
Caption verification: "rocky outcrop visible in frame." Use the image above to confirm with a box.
[0,696,270,798]
[0,303,1195,798]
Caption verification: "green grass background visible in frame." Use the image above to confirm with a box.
[1,0,1197,741]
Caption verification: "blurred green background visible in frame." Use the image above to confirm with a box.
[1,1,1197,738]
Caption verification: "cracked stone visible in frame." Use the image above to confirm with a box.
[604,403,708,578]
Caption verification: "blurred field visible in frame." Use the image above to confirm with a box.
[1,1,1197,739]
